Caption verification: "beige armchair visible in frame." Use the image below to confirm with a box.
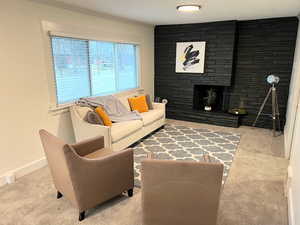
[141,158,223,225]
[39,130,134,221]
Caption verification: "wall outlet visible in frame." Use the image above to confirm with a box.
[5,173,16,184]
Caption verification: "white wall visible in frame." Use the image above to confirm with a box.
[0,0,154,177]
[286,15,300,225]
[288,94,300,225]
[285,16,300,158]
[289,102,300,225]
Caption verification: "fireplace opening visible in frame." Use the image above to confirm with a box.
[193,85,229,112]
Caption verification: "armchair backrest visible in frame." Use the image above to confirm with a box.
[141,159,223,225]
[39,129,78,206]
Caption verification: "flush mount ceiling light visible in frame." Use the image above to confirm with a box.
[176,4,201,12]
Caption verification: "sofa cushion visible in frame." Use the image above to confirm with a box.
[95,106,112,126]
[111,120,143,143]
[128,95,149,113]
[141,109,164,126]
[84,110,104,125]
[145,94,153,110]
[118,95,132,111]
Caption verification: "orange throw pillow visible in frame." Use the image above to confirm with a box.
[95,107,112,126]
[128,95,149,113]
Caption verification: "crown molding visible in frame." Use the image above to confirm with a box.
[27,0,154,27]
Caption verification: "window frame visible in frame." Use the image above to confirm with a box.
[50,35,141,107]
[41,21,142,112]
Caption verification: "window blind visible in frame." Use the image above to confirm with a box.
[50,36,139,105]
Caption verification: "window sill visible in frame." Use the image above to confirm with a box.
[49,102,74,115]
[48,87,144,115]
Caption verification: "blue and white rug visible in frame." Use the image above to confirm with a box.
[132,124,241,186]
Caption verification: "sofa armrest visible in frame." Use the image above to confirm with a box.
[152,102,166,110]
[70,106,112,148]
[71,136,105,156]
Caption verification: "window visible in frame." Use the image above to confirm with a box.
[51,36,139,104]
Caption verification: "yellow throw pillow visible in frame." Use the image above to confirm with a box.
[128,95,149,113]
[95,107,112,126]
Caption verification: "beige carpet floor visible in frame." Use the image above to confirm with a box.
[0,119,289,225]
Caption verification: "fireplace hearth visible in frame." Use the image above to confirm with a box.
[193,85,230,112]
[166,84,239,127]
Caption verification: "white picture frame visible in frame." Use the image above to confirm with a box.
[176,41,206,73]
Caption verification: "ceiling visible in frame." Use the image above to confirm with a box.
[42,0,300,25]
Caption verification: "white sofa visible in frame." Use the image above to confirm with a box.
[70,89,166,151]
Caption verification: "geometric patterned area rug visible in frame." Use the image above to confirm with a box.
[132,124,241,187]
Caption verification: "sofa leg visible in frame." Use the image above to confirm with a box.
[127,188,133,197]
[79,211,85,221]
[57,191,63,199]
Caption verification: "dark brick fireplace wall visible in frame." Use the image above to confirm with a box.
[154,17,298,129]
[155,21,237,110]
[228,17,298,128]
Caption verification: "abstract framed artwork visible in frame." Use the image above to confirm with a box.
[175,41,206,73]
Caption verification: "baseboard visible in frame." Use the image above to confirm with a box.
[288,165,295,225]
[0,157,47,188]
[288,187,295,225]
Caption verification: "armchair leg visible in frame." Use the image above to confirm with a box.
[57,191,63,199]
[79,211,85,221]
[127,188,133,197]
